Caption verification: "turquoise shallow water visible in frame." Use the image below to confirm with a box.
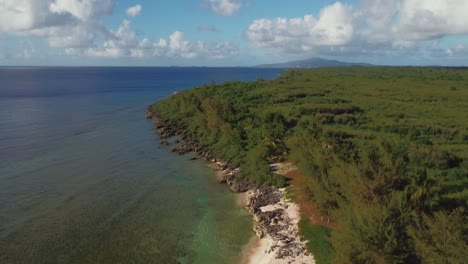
[0,67,283,263]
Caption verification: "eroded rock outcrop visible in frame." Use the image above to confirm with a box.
[246,188,313,263]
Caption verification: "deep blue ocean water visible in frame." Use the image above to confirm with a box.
[0,67,283,263]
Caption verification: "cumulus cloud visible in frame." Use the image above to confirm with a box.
[0,0,113,48]
[0,0,114,32]
[313,3,354,45]
[126,4,142,17]
[446,44,466,57]
[357,0,401,31]
[393,0,468,40]
[0,0,237,60]
[49,0,114,21]
[66,20,238,60]
[428,41,468,58]
[246,2,353,53]
[206,0,242,16]
[246,0,468,58]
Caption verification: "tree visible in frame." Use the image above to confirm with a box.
[408,209,467,264]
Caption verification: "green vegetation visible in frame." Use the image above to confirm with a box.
[299,219,332,263]
[153,67,467,263]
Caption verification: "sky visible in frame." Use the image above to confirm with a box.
[1,0,468,66]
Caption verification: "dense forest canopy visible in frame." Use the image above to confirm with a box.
[153,67,467,263]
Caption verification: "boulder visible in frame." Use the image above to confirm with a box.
[248,187,281,211]
[145,111,153,119]
[227,176,255,193]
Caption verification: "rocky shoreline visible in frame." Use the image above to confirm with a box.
[146,105,313,264]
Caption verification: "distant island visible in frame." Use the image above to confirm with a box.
[254,57,373,68]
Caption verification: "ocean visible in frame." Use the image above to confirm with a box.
[0,67,283,264]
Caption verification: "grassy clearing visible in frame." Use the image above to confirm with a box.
[298,220,332,264]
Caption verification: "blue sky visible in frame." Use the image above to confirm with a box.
[1,0,468,66]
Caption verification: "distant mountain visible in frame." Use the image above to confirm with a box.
[254,57,373,68]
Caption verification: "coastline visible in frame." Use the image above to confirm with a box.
[242,188,314,264]
[146,106,314,264]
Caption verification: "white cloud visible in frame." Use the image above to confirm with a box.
[393,0,468,40]
[66,20,238,60]
[0,0,114,32]
[311,3,354,45]
[246,2,353,53]
[429,41,468,58]
[207,0,242,16]
[391,40,416,51]
[168,31,197,59]
[446,44,466,57]
[28,25,101,48]
[0,0,237,61]
[0,0,113,49]
[4,0,467,63]
[126,4,142,17]
[0,0,50,32]
[245,0,468,58]
[49,0,114,21]
[357,0,401,31]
